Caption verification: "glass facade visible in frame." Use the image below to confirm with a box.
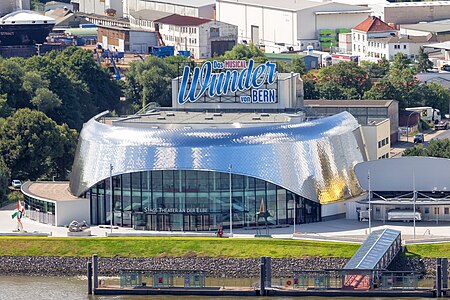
[89,170,321,231]
[23,195,56,226]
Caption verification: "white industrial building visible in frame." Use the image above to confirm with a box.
[216,0,371,53]
[361,118,390,161]
[352,16,397,61]
[371,1,450,25]
[124,0,215,19]
[71,0,124,17]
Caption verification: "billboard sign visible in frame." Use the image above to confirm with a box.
[177,59,278,105]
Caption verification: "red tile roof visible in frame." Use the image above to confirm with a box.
[155,14,211,26]
[353,16,394,33]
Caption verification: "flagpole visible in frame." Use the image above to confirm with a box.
[293,198,296,235]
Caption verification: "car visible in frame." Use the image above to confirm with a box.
[442,64,450,72]
[414,133,424,144]
[11,180,22,189]
[435,121,449,130]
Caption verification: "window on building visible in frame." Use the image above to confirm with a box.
[358,33,360,40]
[403,45,406,49]
[445,207,449,215]
[425,207,430,214]
[378,141,382,148]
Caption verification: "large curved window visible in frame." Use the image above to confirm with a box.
[88,170,321,231]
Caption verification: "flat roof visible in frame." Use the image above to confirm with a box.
[22,181,82,202]
[218,0,326,12]
[113,111,304,128]
[137,0,214,7]
[130,9,172,21]
[424,41,450,50]
[380,1,450,7]
[304,99,394,108]
[401,22,450,34]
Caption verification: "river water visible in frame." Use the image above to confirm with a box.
[0,276,435,300]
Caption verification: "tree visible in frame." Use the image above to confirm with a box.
[422,82,450,114]
[416,47,433,73]
[0,108,65,180]
[222,43,267,63]
[126,56,189,109]
[391,53,411,71]
[52,123,78,180]
[291,57,307,76]
[364,81,396,100]
[0,157,10,203]
[360,59,389,78]
[315,62,371,99]
[31,88,62,113]
[403,139,450,159]
[302,73,320,99]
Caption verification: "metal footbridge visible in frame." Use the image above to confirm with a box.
[342,229,402,290]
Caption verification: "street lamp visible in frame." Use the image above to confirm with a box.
[228,164,233,237]
[109,163,114,235]
[368,170,372,234]
[406,111,415,143]
[413,171,416,240]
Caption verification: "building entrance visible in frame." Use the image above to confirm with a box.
[184,214,210,231]
[146,214,170,231]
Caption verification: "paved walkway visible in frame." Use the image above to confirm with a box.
[2,207,450,244]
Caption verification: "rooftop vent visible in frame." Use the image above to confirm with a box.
[252,116,261,120]
[166,112,175,116]
[260,113,270,117]
[157,116,166,120]
[205,116,214,120]
[213,112,222,116]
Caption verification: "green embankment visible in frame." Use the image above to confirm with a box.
[0,237,447,258]
[0,237,359,258]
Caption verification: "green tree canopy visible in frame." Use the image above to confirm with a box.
[416,47,433,73]
[315,62,371,99]
[0,157,10,202]
[403,139,450,159]
[0,108,75,180]
[222,43,267,63]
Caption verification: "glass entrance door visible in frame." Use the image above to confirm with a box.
[146,214,171,231]
[184,215,210,231]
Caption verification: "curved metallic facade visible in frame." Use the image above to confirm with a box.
[70,111,366,204]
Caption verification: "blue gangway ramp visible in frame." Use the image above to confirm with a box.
[342,229,402,290]
[344,228,401,270]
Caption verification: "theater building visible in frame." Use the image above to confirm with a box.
[26,59,368,230]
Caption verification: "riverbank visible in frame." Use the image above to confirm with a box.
[0,255,437,278]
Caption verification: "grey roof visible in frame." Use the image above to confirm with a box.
[130,9,172,21]
[355,157,450,192]
[401,22,450,34]
[343,229,401,270]
[304,99,394,108]
[380,1,450,7]
[368,35,437,44]
[217,0,367,11]
[137,0,214,8]
[69,111,365,203]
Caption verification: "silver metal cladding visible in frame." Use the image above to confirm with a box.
[69,111,365,204]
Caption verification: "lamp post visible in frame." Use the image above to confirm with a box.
[228,164,233,237]
[368,170,372,234]
[406,111,415,143]
[293,198,296,236]
[109,163,114,235]
[413,171,416,240]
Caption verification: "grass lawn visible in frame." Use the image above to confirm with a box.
[405,243,450,258]
[0,237,359,258]
[0,237,447,258]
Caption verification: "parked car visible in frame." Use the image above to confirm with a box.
[11,179,21,189]
[442,64,450,72]
[414,133,424,143]
[435,121,449,130]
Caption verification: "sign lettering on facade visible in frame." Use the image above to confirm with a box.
[143,207,208,214]
[177,59,278,105]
